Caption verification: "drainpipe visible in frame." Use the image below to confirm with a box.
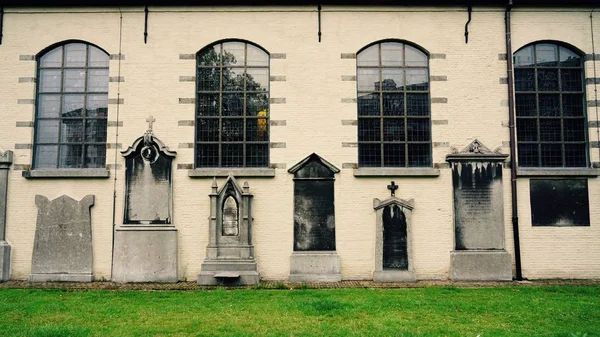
[505,0,523,281]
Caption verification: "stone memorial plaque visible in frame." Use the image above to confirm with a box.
[530,179,590,226]
[382,204,408,269]
[294,180,335,251]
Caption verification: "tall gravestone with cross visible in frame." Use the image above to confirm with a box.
[0,151,13,281]
[112,116,179,283]
[372,181,417,282]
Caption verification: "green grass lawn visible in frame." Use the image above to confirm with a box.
[0,286,598,337]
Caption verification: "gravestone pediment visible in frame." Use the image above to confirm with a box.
[373,197,414,211]
[216,174,245,197]
[121,134,176,159]
[446,139,507,162]
[288,153,340,178]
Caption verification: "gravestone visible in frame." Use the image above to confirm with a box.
[373,182,416,282]
[198,175,259,285]
[30,195,95,282]
[446,140,512,281]
[112,117,179,283]
[289,153,341,282]
[0,151,13,281]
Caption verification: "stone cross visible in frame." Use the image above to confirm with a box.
[387,181,398,197]
[146,115,155,132]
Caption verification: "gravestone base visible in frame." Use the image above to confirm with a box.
[112,226,178,283]
[0,242,11,281]
[29,273,93,282]
[373,270,416,283]
[450,250,512,281]
[289,251,341,282]
[198,260,259,285]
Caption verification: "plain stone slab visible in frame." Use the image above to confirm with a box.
[112,226,178,283]
[289,251,341,282]
[373,270,417,283]
[30,195,94,282]
[0,242,11,281]
[198,260,259,285]
[450,250,512,281]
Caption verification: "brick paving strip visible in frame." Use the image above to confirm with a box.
[0,279,598,291]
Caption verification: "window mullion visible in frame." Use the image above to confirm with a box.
[243,43,247,168]
[218,44,223,167]
[379,44,385,167]
[57,45,66,169]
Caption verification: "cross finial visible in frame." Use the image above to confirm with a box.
[146,115,156,131]
[387,181,398,197]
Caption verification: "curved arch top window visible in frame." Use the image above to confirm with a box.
[34,43,109,169]
[514,43,587,167]
[196,41,269,168]
[356,42,431,168]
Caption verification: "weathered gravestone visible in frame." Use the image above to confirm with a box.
[289,153,341,282]
[112,117,178,283]
[446,139,512,281]
[198,175,259,285]
[0,151,13,281]
[30,195,95,282]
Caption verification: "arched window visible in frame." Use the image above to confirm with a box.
[34,42,109,169]
[356,41,431,167]
[514,42,587,167]
[195,40,269,168]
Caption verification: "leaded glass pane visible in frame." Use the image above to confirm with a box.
[518,144,538,167]
[196,119,219,142]
[358,144,381,167]
[514,46,534,67]
[564,119,585,141]
[39,69,62,93]
[538,94,560,117]
[383,119,405,141]
[514,69,535,91]
[517,119,538,142]
[223,67,245,91]
[246,118,268,142]
[60,120,83,142]
[86,95,108,117]
[383,144,405,167]
[382,93,404,116]
[40,47,63,68]
[358,119,380,141]
[246,68,268,92]
[35,145,59,168]
[198,68,220,91]
[559,46,581,67]
[88,46,109,67]
[246,144,268,167]
[222,42,245,66]
[87,69,109,92]
[562,94,584,117]
[381,43,403,67]
[406,93,429,116]
[85,119,107,143]
[198,45,221,66]
[247,44,269,67]
[64,44,87,68]
[63,69,86,93]
[407,144,430,167]
[405,45,427,67]
[38,95,61,118]
[62,95,85,117]
[36,120,60,143]
[85,145,106,168]
[358,68,379,91]
[405,69,428,91]
[565,144,586,167]
[358,93,380,116]
[197,94,219,116]
[59,145,83,168]
[515,94,537,116]
[536,44,558,66]
[246,94,268,116]
[539,119,562,141]
[407,119,430,141]
[540,144,562,167]
[560,69,582,92]
[221,144,243,167]
[222,94,243,117]
[537,69,559,91]
[357,45,379,67]
[196,144,219,167]
[221,119,244,142]
[381,69,404,91]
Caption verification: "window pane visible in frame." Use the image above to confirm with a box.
[39,69,62,93]
[381,43,403,67]
[59,145,83,168]
[538,94,560,117]
[564,119,585,142]
[198,68,220,91]
[246,144,268,167]
[383,118,405,141]
[514,46,534,67]
[221,144,243,167]
[38,95,61,118]
[358,93,380,116]
[540,144,562,167]
[246,118,268,142]
[565,144,587,167]
[88,46,109,67]
[222,119,244,142]
[408,144,431,167]
[562,94,584,117]
[87,69,109,92]
[381,69,403,91]
[64,43,87,68]
[35,145,58,168]
[515,94,537,117]
[561,69,582,92]
[198,45,221,66]
[36,120,59,143]
[514,69,535,91]
[357,45,379,67]
[85,119,107,143]
[222,94,243,116]
[60,120,83,142]
[383,143,405,167]
[87,95,108,117]
[222,42,245,66]
[196,144,219,167]
[223,67,245,91]
[516,119,538,141]
[40,47,63,68]
[559,46,582,67]
[382,93,404,116]
[358,119,380,142]
[84,145,106,168]
[518,144,538,167]
[536,44,558,67]
[406,93,429,116]
[63,69,86,92]
[537,69,559,91]
[359,144,381,167]
[357,68,379,91]
[246,44,268,67]
[197,93,219,116]
[246,68,268,92]
[405,45,427,67]
[196,119,219,142]
[62,95,85,118]
[539,119,562,141]
[405,68,428,91]
[407,119,430,141]
[246,94,268,116]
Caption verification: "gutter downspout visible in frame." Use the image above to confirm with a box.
[505,0,523,281]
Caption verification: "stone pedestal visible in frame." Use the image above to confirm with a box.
[112,226,178,283]
[198,260,259,285]
[450,250,512,281]
[0,151,13,281]
[0,242,11,281]
[289,251,341,282]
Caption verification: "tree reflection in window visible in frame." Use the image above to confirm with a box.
[356,41,431,167]
[514,42,587,167]
[34,42,109,169]
[196,41,269,168]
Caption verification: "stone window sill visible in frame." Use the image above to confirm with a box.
[22,168,111,179]
[516,168,600,177]
[353,167,440,177]
[188,168,276,178]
